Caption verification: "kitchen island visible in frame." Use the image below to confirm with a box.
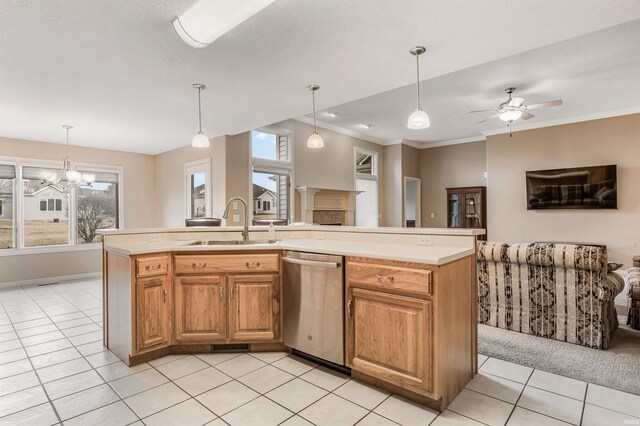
[101,225,483,411]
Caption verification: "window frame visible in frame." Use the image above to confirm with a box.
[184,157,212,221]
[249,127,295,224]
[353,147,379,227]
[0,156,123,256]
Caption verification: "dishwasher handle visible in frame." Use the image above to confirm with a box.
[283,257,342,269]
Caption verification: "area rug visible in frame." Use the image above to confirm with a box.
[478,321,640,395]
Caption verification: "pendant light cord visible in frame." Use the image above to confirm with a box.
[66,126,70,158]
[415,53,421,110]
[312,89,317,132]
[197,87,203,133]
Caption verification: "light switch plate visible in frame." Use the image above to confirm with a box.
[314,232,325,240]
[233,214,240,222]
[232,201,238,209]
[148,234,161,242]
[418,236,432,246]
[430,213,435,218]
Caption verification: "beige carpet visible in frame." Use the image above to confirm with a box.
[478,319,640,395]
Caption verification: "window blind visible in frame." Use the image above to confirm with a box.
[0,164,16,179]
[356,178,378,227]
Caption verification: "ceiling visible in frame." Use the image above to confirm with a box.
[2,0,640,154]
[308,18,640,146]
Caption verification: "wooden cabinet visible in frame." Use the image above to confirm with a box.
[135,276,171,352]
[347,287,432,395]
[228,274,280,341]
[446,186,486,239]
[174,276,227,342]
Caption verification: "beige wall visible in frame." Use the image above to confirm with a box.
[382,144,402,227]
[487,113,640,264]
[224,133,250,225]
[0,136,158,284]
[420,141,487,227]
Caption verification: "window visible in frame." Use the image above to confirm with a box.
[0,159,122,251]
[355,148,379,227]
[0,163,15,249]
[185,158,211,220]
[251,129,292,223]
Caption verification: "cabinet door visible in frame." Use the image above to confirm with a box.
[136,276,171,352]
[175,276,227,342]
[228,274,279,341]
[447,192,464,228]
[346,287,432,396]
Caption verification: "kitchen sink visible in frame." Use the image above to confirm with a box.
[186,240,277,246]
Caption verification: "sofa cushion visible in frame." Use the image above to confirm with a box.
[477,241,509,262]
[505,243,607,271]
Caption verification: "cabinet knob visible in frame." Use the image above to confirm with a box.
[376,274,394,283]
[245,261,260,269]
[192,262,207,268]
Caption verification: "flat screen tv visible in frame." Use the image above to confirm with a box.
[526,164,617,210]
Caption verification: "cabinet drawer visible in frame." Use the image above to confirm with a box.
[136,255,169,278]
[174,254,280,274]
[346,260,431,295]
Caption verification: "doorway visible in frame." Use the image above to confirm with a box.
[403,177,421,228]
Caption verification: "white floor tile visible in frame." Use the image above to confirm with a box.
[299,366,350,391]
[333,380,390,410]
[0,339,22,353]
[0,331,18,343]
[44,369,104,400]
[36,357,92,383]
[447,389,514,426]
[52,383,119,420]
[582,403,640,426]
[30,347,82,369]
[280,415,314,426]
[0,371,41,398]
[16,324,59,338]
[478,354,489,367]
[431,410,485,425]
[12,318,53,330]
[479,358,533,384]
[24,338,73,357]
[68,330,102,346]
[85,350,120,368]
[0,385,48,418]
[196,380,259,416]
[61,323,101,338]
[223,396,292,426]
[237,365,295,394]
[155,355,209,380]
[0,347,27,365]
[63,401,137,426]
[272,355,318,376]
[586,383,640,418]
[249,351,289,364]
[527,370,587,401]
[75,340,107,356]
[96,361,151,382]
[194,352,242,366]
[373,395,439,426]
[0,402,58,426]
[173,367,232,397]
[125,382,190,418]
[215,354,267,379]
[299,393,368,426]
[147,354,189,367]
[265,378,328,413]
[507,407,572,426]
[143,398,216,426]
[465,371,525,404]
[0,358,33,380]
[110,368,169,398]
[56,317,93,330]
[517,386,583,425]
[357,412,398,426]
[21,331,66,347]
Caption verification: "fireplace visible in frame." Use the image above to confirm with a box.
[297,186,362,226]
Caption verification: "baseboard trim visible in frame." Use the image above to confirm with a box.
[0,272,102,289]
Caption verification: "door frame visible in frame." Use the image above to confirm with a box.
[403,177,421,228]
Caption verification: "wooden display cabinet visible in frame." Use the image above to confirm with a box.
[446,186,486,239]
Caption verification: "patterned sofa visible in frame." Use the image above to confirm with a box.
[477,242,625,349]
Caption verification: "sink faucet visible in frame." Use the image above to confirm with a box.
[222,197,249,241]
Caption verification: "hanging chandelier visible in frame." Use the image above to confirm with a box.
[40,125,95,193]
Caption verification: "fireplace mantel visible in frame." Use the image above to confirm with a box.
[296,186,362,225]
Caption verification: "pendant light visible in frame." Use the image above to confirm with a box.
[191,83,210,148]
[306,84,324,148]
[407,46,430,129]
[40,125,95,193]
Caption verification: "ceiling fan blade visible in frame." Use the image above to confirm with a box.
[468,109,498,113]
[477,113,500,124]
[521,111,534,120]
[526,100,563,110]
[508,97,525,107]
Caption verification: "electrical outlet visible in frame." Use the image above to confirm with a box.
[148,234,161,242]
[233,214,240,222]
[177,233,190,241]
[291,232,301,239]
[232,201,238,210]
[483,171,488,179]
[418,236,432,246]
[314,232,325,240]
[430,213,435,218]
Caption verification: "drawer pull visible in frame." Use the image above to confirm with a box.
[230,284,235,299]
[347,299,353,319]
[145,264,162,271]
[163,289,167,303]
[192,262,207,268]
[245,261,261,269]
[376,274,394,282]
[219,286,224,302]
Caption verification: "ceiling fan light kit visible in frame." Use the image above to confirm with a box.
[407,46,430,130]
[307,84,324,148]
[191,83,210,148]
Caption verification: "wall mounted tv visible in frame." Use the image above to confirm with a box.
[526,164,617,210]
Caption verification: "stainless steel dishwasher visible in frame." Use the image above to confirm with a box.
[283,251,344,365]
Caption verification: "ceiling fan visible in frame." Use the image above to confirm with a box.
[469,87,563,124]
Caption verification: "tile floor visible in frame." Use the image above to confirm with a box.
[1,277,639,425]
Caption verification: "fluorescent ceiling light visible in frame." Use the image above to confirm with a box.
[173,0,277,48]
